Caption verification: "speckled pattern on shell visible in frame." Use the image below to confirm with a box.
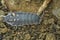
[3,12,42,26]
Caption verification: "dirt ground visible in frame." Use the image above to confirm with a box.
[0,0,60,40]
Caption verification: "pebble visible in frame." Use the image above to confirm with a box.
[52,8,60,19]
[45,33,56,40]
[0,10,5,21]
[48,18,54,24]
[24,34,31,40]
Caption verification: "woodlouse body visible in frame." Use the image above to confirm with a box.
[3,12,43,26]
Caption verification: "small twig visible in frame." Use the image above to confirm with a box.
[37,0,51,15]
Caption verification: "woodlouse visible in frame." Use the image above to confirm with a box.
[3,12,44,26]
[1,0,51,26]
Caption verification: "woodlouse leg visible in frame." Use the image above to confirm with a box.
[37,0,51,15]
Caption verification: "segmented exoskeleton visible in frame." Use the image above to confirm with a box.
[3,12,44,26]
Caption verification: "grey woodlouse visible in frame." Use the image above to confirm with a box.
[1,0,51,26]
[3,12,44,26]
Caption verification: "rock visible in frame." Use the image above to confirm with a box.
[52,8,60,19]
[45,33,56,40]
[0,23,8,33]
[43,20,48,25]
[0,27,8,33]
[0,10,5,15]
[43,18,54,25]
[48,18,54,24]
[24,34,31,40]
[0,10,5,22]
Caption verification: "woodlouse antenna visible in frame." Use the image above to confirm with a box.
[37,0,51,15]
